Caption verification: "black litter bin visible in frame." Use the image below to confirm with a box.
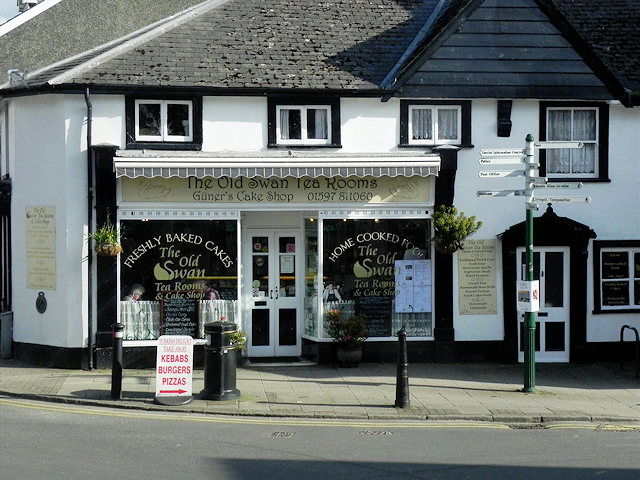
[200,322,241,401]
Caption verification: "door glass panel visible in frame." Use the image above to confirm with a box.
[252,309,270,346]
[279,308,297,346]
[279,237,296,297]
[252,255,269,297]
[545,322,565,351]
[544,252,564,307]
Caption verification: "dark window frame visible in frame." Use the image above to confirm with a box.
[539,101,609,182]
[268,96,341,148]
[399,100,472,148]
[125,95,203,151]
[593,240,640,313]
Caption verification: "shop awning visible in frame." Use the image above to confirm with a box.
[113,152,441,179]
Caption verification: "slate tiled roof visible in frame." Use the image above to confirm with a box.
[1,0,639,102]
[43,0,440,92]
[0,0,204,79]
[551,0,640,94]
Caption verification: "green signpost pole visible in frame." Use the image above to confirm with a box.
[523,134,537,392]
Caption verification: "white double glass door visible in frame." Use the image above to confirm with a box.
[244,230,302,357]
[517,247,570,363]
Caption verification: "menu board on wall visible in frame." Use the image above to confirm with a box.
[25,206,56,290]
[161,295,200,337]
[358,296,392,337]
[602,280,630,306]
[457,239,497,315]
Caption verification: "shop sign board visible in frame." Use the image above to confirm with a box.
[155,335,194,406]
[121,175,433,205]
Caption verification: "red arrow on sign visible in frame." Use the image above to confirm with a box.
[159,389,188,395]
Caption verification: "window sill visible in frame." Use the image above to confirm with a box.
[267,144,342,149]
[126,142,202,151]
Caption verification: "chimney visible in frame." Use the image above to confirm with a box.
[17,0,41,13]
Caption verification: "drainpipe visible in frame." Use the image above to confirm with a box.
[85,87,94,370]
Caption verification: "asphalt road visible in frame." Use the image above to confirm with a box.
[1,397,639,479]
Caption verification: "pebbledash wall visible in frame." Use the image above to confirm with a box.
[7,93,640,368]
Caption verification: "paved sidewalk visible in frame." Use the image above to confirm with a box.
[1,359,640,424]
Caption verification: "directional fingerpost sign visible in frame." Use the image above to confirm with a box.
[155,335,194,406]
[477,135,590,394]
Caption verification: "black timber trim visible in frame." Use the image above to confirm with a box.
[91,145,119,349]
[399,100,471,147]
[538,101,609,182]
[125,94,203,151]
[267,95,341,148]
[592,240,640,314]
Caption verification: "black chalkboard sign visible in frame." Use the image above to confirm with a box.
[161,294,200,337]
[358,296,392,337]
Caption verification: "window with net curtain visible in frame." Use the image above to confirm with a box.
[546,107,598,176]
[409,105,460,144]
[278,106,329,144]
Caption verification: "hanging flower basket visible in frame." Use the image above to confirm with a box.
[94,244,123,257]
[87,216,123,257]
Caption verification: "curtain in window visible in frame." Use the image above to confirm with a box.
[308,108,328,139]
[280,109,291,140]
[547,109,596,174]
[411,108,432,140]
[572,110,596,173]
[437,109,458,140]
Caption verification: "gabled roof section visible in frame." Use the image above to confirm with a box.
[392,0,616,101]
[0,0,206,81]
[2,0,441,94]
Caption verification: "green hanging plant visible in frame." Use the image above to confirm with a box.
[87,217,123,257]
[431,205,483,254]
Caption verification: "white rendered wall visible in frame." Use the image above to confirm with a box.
[10,94,89,348]
[202,97,267,152]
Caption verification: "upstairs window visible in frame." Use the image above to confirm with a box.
[409,105,461,145]
[268,97,340,148]
[126,96,202,150]
[135,100,193,142]
[540,102,609,181]
[276,106,330,145]
[400,100,471,147]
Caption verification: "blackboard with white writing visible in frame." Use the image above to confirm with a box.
[161,295,200,337]
[358,296,392,337]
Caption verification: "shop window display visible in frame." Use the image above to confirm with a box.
[119,219,238,340]
[321,218,432,339]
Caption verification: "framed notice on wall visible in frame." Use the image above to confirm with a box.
[25,206,56,290]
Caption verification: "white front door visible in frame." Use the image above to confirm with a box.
[244,230,302,357]
[517,247,570,363]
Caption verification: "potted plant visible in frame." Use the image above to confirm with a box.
[431,205,483,254]
[87,217,123,257]
[230,325,247,366]
[326,309,368,367]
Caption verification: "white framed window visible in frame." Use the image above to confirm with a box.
[276,105,330,145]
[134,99,193,142]
[545,107,598,178]
[408,105,461,145]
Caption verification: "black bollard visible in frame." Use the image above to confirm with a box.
[111,322,125,400]
[201,322,240,401]
[395,328,410,408]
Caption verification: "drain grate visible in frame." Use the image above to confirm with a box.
[271,431,295,438]
[359,430,394,435]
